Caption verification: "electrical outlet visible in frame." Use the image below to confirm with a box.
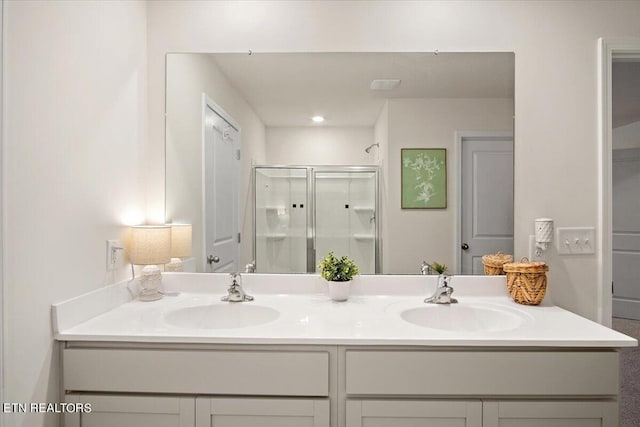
[528,235,545,261]
[556,227,596,255]
[106,240,122,271]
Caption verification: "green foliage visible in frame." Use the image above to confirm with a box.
[431,261,448,275]
[318,251,359,282]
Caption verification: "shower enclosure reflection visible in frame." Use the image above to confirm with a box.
[254,166,379,274]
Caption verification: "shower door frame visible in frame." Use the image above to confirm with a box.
[311,166,380,274]
[252,166,311,274]
[252,165,380,274]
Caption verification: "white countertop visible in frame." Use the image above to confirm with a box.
[53,273,637,348]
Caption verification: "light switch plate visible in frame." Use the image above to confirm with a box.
[556,227,596,255]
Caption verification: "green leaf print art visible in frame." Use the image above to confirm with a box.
[401,148,447,209]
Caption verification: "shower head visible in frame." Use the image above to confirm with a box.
[365,143,380,153]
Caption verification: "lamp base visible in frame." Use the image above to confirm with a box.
[165,257,184,272]
[138,265,163,302]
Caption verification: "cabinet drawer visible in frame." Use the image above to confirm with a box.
[197,397,330,427]
[345,350,618,396]
[482,401,618,427]
[64,394,195,427]
[347,400,482,427]
[64,348,329,396]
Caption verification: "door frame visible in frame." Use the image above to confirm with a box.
[455,131,514,274]
[201,94,241,271]
[597,38,640,326]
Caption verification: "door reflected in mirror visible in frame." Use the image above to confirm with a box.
[165,52,515,274]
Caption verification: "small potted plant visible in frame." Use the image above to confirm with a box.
[318,251,359,301]
[431,261,449,287]
[431,261,448,275]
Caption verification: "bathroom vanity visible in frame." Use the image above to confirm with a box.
[54,274,636,427]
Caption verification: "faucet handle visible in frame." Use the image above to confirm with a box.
[223,272,254,302]
[229,273,241,286]
[420,261,433,275]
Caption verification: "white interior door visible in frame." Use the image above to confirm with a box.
[613,148,640,320]
[460,134,514,274]
[204,101,240,273]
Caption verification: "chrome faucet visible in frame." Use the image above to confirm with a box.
[244,261,256,273]
[425,274,458,304]
[420,261,433,275]
[221,273,254,302]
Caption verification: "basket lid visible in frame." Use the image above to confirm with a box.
[482,252,513,262]
[482,252,513,266]
[503,257,549,273]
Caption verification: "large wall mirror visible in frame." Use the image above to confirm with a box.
[165,52,515,275]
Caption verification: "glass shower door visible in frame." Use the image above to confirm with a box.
[314,170,377,274]
[254,167,308,273]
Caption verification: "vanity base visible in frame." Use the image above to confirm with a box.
[62,342,620,427]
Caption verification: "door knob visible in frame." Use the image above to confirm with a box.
[207,255,220,264]
[461,243,469,250]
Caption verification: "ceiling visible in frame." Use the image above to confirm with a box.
[211,52,515,127]
[613,61,640,128]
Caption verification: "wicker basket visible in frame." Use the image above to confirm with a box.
[482,252,513,275]
[503,258,549,305]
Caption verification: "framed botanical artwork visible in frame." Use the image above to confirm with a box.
[401,148,447,209]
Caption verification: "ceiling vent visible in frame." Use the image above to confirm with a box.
[370,79,401,90]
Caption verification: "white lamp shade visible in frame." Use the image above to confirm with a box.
[128,225,171,265]
[171,224,192,258]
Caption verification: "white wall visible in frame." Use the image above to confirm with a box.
[166,54,266,270]
[265,126,375,165]
[146,1,640,322]
[374,101,389,272]
[383,98,513,273]
[4,1,148,426]
[0,0,4,414]
[613,120,640,150]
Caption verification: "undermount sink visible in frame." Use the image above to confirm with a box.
[164,304,280,329]
[400,304,527,333]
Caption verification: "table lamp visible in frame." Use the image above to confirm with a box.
[128,225,171,301]
[165,224,192,272]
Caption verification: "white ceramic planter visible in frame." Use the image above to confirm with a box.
[327,280,351,301]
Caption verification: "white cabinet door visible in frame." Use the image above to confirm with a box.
[64,394,195,427]
[483,401,618,427]
[196,397,330,427]
[346,400,482,427]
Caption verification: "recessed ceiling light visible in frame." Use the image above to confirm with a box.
[312,116,325,123]
[370,79,401,90]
